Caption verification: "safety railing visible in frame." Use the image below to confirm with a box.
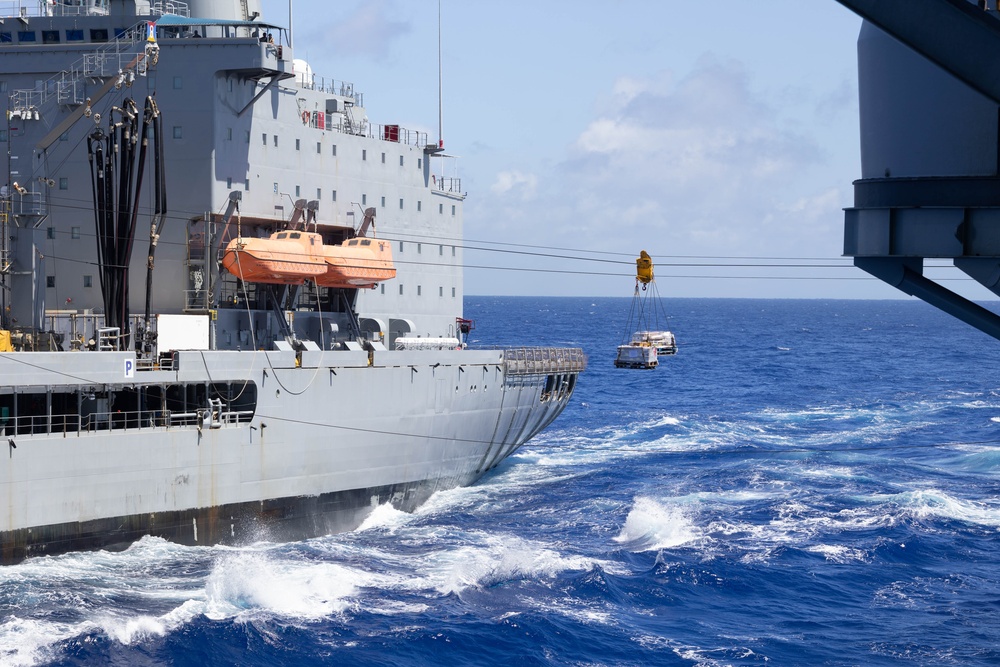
[0,1,190,18]
[0,405,252,436]
[503,347,587,375]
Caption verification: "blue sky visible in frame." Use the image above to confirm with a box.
[263,1,980,299]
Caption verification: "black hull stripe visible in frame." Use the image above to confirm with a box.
[0,478,451,565]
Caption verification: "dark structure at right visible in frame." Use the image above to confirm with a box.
[838,0,1000,337]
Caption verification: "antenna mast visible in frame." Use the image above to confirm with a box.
[437,0,443,149]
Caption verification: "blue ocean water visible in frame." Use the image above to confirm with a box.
[3,297,1000,666]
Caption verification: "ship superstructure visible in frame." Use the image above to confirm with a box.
[0,0,585,563]
[836,0,1000,338]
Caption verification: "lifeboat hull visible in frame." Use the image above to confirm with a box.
[221,234,326,285]
[317,238,396,289]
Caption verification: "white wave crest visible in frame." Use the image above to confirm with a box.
[0,617,74,667]
[614,497,699,552]
[96,599,202,645]
[430,535,598,595]
[805,544,870,563]
[203,553,370,619]
[357,502,412,531]
[895,489,1000,528]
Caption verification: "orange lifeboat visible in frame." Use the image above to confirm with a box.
[316,237,396,288]
[221,230,326,284]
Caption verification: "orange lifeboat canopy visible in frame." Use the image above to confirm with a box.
[316,237,396,289]
[221,231,327,285]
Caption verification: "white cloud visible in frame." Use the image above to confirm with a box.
[490,170,538,200]
[306,0,410,62]
[465,55,858,296]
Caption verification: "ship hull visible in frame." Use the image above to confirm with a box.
[0,347,581,563]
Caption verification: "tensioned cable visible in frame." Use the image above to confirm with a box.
[528,437,1000,455]
[234,409,1000,453]
[35,247,983,283]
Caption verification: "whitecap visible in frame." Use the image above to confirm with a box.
[427,534,599,595]
[805,544,870,563]
[613,497,699,551]
[0,617,77,667]
[95,599,203,645]
[356,502,412,531]
[202,552,376,620]
[894,488,1000,528]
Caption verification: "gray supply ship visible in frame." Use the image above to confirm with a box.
[0,0,585,564]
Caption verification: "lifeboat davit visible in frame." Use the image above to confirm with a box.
[222,230,396,288]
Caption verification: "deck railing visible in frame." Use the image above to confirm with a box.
[503,347,587,375]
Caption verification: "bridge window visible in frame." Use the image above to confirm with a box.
[18,31,36,43]
[42,30,59,44]
[90,29,108,42]
[66,30,84,42]
[0,33,11,43]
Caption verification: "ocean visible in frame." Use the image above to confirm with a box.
[2,296,1000,666]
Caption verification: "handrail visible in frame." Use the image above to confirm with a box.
[503,347,587,375]
[0,1,190,18]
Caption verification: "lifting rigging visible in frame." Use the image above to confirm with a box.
[615,250,677,369]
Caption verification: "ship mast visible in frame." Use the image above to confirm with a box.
[438,0,443,149]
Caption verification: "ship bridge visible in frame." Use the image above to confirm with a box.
[837,0,1000,340]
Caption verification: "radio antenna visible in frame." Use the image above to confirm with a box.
[437,0,443,149]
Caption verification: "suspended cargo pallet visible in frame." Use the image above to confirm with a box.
[615,250,676,369]
[615,343,658,369]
